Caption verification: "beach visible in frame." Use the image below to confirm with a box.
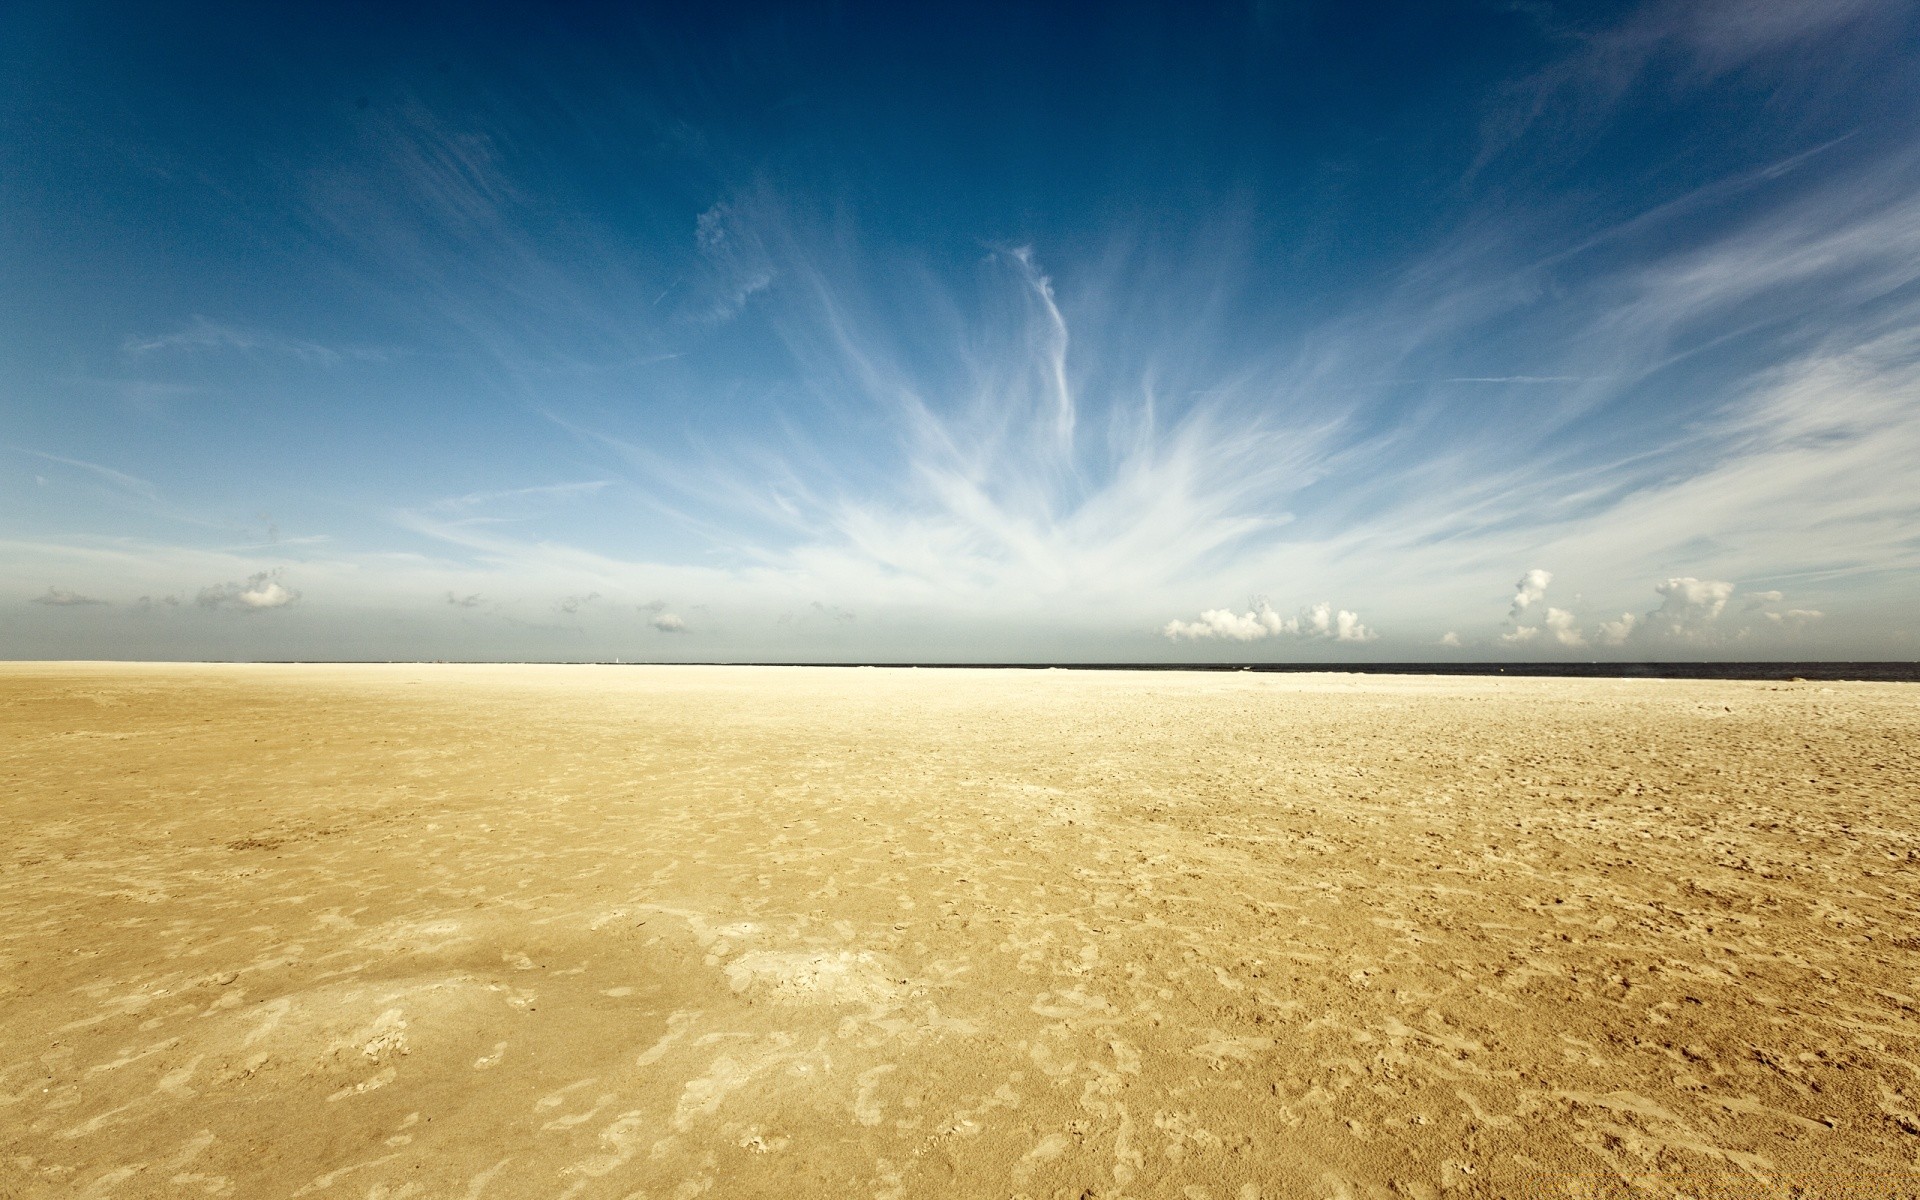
[3,662,1917,1198]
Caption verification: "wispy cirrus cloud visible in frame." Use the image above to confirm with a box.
[15,449,160,502]
[1474,0,1894,174]
[384,128,1920,658]
[428,481,614,517]
[123,315,384,364]
[8,0,1917,662]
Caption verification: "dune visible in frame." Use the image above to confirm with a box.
[2,662,1917,1198]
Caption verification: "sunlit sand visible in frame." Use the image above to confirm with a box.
[4,663,1916,1198]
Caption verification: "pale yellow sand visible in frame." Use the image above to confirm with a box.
[3,663,1918,1199]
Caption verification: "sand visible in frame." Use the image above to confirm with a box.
[2,663,1918,1199]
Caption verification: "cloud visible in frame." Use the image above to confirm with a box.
[446,592,485,607]
[1509,569,1552,619]
[1499,571,1582,648]
[1164,600,1373,643]
[197,571,299,611]
[16,449,159,502]
[691,202,775,323]
[1439,631,1461,647]
[433,481,612,514]
[1764,608,1824,624]
[123,316,380,364]
[1544,606,1587,648]
[552,235,1347,628]
[557,592,601,615]
[14,42,1914,664]
[31,587,107,606]
[343,106,1920,662]
[1436,376,1588,384]
[1648,577,1736,638]
[1475,0,1889,173]
[1597,612,1639,646]
[651,612,687,633]
[1586,578,1826,647]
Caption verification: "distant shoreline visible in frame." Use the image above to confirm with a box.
[6,660,1916,682]
[735,662,1920,682]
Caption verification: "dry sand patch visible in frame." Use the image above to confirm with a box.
[2,662,1918,1198]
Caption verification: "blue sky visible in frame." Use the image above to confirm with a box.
[5,0,1918,661]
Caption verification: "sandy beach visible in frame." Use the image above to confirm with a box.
[2,662,1917,1199]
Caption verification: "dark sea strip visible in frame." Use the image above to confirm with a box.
[100,661,1920,682]
[719,662,1920,683]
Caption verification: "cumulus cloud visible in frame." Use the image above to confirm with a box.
[32,587,108,606]
[1597,612,1639,646]
[1733,588,1825,628]
[1164,600,1374,643]
[1591,577,1820,646]
[446,591,485,607]
[1764,608,1824,624]
[557,592,601,615]
[1439,631,1462,647]
[1499,569,1584,648]
[638,601,689,630]
[197,572,298,611]
[1648,577,1736,638]
[1509,569,1552,619]
[1544,607,1587,648]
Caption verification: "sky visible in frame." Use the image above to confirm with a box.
[4,0,1919,662]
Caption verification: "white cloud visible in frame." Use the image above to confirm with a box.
[1585,579,1826,647]
[1164,600,1373,643]
[1163,608,1271,641]
[197,571,298,611]
[1597,612,1639,646]
[692,202,775,322]
[1649,577,1736,638]
[1764,608,1824,624]
[16,449,159,502]
[557,592,601,615]
[31,587,107,607]
[13,86,1920,662]
[1544,606,1587,648]
[1499,570,1582,648]
[651,612,687,633]
[1327,607,1373,643]
[433,481,612,514]
[1509,569,1552,619]
[357,151,1920,661]
[1439,631,1461,647]
[123,316,380,364]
